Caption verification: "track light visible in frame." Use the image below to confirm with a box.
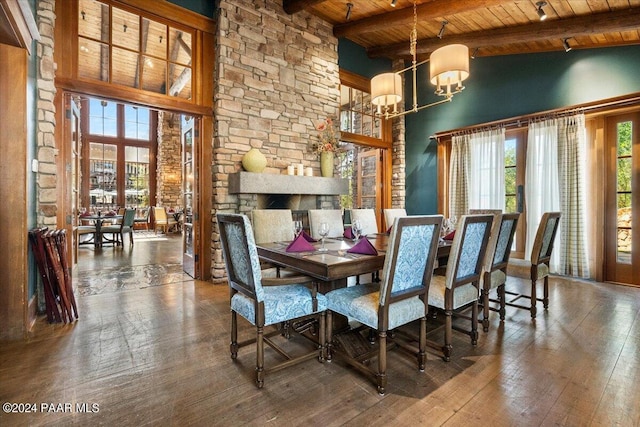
[390,0,397,7]
[536,1,547,21]
[345,3,353,21]
[563,38,572,52]
[437,20,448,39]
[471,47,479,59]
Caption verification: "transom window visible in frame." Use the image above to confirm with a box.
[77,0,193,99]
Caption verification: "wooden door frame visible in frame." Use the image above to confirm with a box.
[604,111,640,285]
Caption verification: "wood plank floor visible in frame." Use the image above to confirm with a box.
[1,232,639,426]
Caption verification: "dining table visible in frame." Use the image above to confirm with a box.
[79,213,123,248]
[256,234,453,331]
[257,234,452,286]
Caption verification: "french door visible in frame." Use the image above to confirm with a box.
[356,149,383,231]
[66,94,82,264]
[605,112,640,285]
[182,115,198,278]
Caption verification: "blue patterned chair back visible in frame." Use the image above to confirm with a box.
[379,215,443,307]
[217,213,265,302]
[492,213,520,270]
[444,214,494,289]
[531,212,561,265]
[469,209,502,274]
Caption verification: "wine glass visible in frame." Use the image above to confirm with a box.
[351,219,362,241]
[318,222,330,252]
[293,220,303,237]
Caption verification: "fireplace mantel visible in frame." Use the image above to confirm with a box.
[228,172,349,195]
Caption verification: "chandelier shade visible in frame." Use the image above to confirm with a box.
[371,72,402,107]
[370,0,470,119]
[429,44,469,87]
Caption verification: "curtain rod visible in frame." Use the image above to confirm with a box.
[431,92,640,140]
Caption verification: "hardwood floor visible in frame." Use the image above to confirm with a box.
[1,232,639,426]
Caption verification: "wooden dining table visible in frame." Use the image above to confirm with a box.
[79,214,123,248]
[256,234,452,294]
[257,234,452,333]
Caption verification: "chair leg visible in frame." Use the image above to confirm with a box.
[256,325,265,389]
[498,284,506,321]
[443,309,453,362]
[318,311,326,362]
[377,330,387,395]
[129,230,134,245]
[471,301,479,345]
[530,278,537,319]
[543,276,549,309]
[481,287,490,332]
[418,317,426,372]
[325,311,333,362]
[230,311,238,359]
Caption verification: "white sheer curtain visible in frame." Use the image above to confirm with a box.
[525,118,561,270]
[468,128,505,210]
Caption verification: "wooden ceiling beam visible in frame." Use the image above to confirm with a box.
[283,0,327,15]
[368,7,640,59]
[333,0,510,38]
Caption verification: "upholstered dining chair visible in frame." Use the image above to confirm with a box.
[428,214,493,361]
[134,207,150,231]
[217,213,327,388]
[250,209,294,244]
[153,206,178,234]
[350,209,379,236]
[308,209,344,239]
[101,208,136,246]
[473,212,520,331]
[383,208,407,231]
[505,211,561,319]
[325,215,442,395]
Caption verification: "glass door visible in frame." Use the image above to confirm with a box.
[605,112,639,285]
[67,95,81,264]
[356,149,382,231]
[182,115,198,278]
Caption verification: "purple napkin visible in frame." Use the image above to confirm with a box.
[301,230,317,242]
[443,230,456,240]
[286,233,315,252]
[347,237,378,255]
[343,227,354,239]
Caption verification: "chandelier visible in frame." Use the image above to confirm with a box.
[371,0,469,119]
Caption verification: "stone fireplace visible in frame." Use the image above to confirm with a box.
[228,171,349,212]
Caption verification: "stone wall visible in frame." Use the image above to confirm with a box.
[391,59,406,210]
[36,0,57,227]
[212,0,340,278]
[156,112,182,208]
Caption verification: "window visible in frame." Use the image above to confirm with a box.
[77,0,193,99]
[339,83,381,139]
[82,97,156,210]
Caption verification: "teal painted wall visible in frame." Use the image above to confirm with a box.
[166,0,215,18]
[405,46,640,214]
[338,38,392,79]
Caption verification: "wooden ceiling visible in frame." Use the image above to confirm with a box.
[283,0,640,60]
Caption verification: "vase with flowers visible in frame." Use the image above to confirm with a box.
[311,117,340,177]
